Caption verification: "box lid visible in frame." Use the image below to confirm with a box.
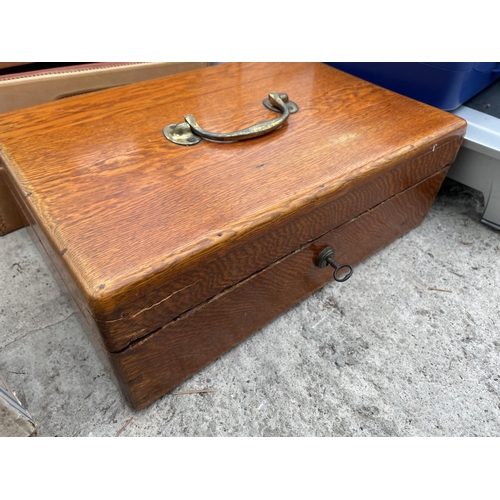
[0,63,466,351]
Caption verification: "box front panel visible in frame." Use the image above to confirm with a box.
[110,167,449,409]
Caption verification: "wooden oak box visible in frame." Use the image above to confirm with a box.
[0,63,466,409]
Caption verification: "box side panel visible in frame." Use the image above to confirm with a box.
[0,156,107,354]
[0,166,26,235]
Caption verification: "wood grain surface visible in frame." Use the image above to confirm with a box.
[110,167,449,409]
[0,63,466,353]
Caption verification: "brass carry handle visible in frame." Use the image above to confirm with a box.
[163,92,299,146]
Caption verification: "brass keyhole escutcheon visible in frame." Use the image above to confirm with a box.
[315,246,353,283]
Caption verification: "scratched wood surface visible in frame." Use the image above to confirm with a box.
[0,63,466,355]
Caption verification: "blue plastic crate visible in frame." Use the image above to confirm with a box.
[325,62,500,110]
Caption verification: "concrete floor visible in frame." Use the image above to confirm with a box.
[1,178,499,437]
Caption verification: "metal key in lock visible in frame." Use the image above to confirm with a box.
[315,246,353,282]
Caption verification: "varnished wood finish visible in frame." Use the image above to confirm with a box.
[0,63,466,353]
[111,168,449,409]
